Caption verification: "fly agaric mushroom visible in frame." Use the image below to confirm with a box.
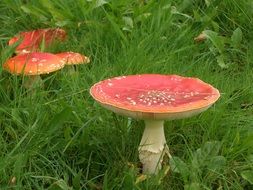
[90,74,220,174]
[8,28,66,54]
[3,52,65,88]
[56,52,90,74]
[56,52,90,65]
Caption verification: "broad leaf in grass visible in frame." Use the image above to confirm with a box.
[135,13,152,23]
[122,16,134,32]
[231,28,243,48]
[205,0,211,7]
[171,6,193,20]
[192,141,224,173]
[216,55,228,69]
[170,156,190,182]
[55,20,70,27]
[95,0,108,8]
[179,0,193,11]
[184,182,201,190]
[203,30,225,54]
[247,154,253,162]
[241,170,253,185]
[205,155,226,184]
[207,156,226,172]
[86,0,108,8]
[200,141,221,156]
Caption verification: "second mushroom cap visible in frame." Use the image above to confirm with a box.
[56,52,90,65]
[3,52,65,75]
[8,28,67,54]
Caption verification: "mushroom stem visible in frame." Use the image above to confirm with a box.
[138,120,170,174]
[65,65,79,77]
[23,75,43,89]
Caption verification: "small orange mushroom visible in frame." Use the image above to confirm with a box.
[3,52,65,88]
[56,51,90,65]
[8,28,67,54]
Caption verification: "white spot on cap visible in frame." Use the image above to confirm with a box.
[22,49,30,53]
[31,58,38,62]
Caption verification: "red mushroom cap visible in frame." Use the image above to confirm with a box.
[8,28,66,54]
[3,52,65,75]
[56,51,90,65]
[90,74,220,119]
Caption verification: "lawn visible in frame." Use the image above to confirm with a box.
[0,0,253,189]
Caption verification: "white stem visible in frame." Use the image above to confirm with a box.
[67,65,77,75]
[138,120,170,174]
[23,75,43,89]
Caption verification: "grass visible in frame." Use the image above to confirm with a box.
[0,0,253,189]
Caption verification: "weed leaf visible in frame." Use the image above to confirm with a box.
[203,30,225,53]
[231,28,243,48]
[241,170,253,185]
[170,156,189,182]
[184,182,201,190]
